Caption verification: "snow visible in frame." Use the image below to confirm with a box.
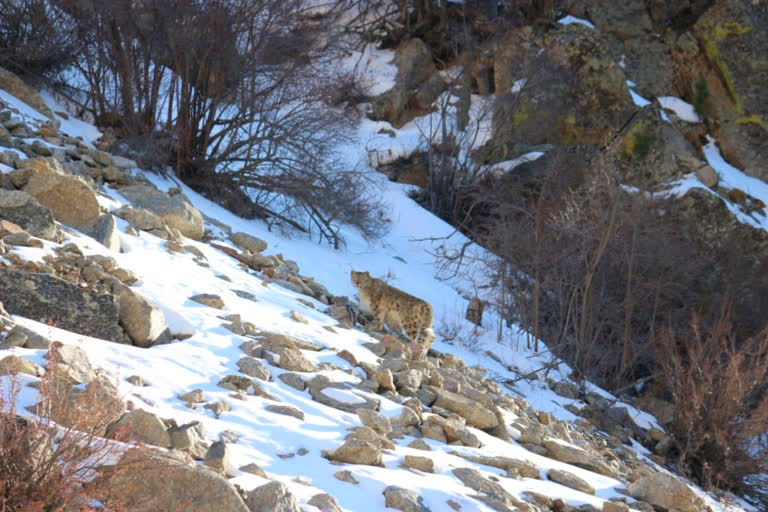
[658,96,702,123]
[628,85,651,107]
[488,152,545,175]
[558,15,595,29]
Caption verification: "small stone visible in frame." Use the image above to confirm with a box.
[603,501,630,512]
[324,438,382,466]
[402,455,435,473]
[289,310,308,324]
[407,439,432,451]
[357,408,392,435]
[547,468,595,494]
[204,400,231,417]
[189,293,226,309]
[265,404,305,421]
[245,481,301,512]
[237,357,271,381]
[334,470,359,484]
[178,389,206,403]
[240,463,267,478]
[278,373,306,391]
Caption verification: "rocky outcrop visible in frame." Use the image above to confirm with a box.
[0,267,127,343]
[627,472,706,512]
[118,184,204,239]
[369,38,447,128]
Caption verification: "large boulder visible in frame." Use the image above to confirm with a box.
[369,38,447,128]
[627,472,706,512]
[118,185,204,239]
[103,456,250,512]
[82,214,121,251]
[0,190,60,241]
[0,267,128,343]
[111,283,170,347]
[324,438,382,466]
[24,171,100,228]
[0,66,54,118]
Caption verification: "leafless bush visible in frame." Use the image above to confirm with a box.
[657,306,768,507]
[0,0,76,77]
[0,360,161,511]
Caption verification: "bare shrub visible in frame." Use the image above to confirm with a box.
[0,363,159,511]
[0,0,76,77]
[657,306,768,507]
[56,0,385,246]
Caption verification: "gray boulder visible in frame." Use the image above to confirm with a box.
[0,267,128,343]
[0,190,60,241]
[111,283,170,347]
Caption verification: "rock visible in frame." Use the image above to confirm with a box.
[179,389,206,403]
[82,214,121,251]
[112,283,170,347]
[393,404,422,427]
[274,347,318,373]
[402,455,435,473]
[452,468,522,507]
[265,404,305,421]
[547,468,595,494]
[307,493,343,512]
[433,389,498,429]
[168,422,205,453]
[308,384,379,413]
[104,456,250,512]
[24,171,100,228]
[603,502,629,512]
[218,375,254,393]
[552,381,580,399]
[30,140,53,156]
[190,293,226,309]
[408,439,431,451]
[375,368,396,392]
[695,164,718,187]
[542,438,617,477]
[245,481,302,512]
[334,470,359,484]
[204,441,233,475]
[239,463,268,477]
[627,472,704,512]
[0,67,54,118]
[46,343,96,384]
[0,190,60,241]
[3,324,49,348]
[237,357,271,381]
[383,486,432,512]
[324,438,382,466]
[357,408,392,435]
[453,453,539,479]
[204,400,232,418]
[2,231,43,248]
[0,355,40,376]
[465,297,485,326]
[370,39,446,128]
[118,184,204,239]
[111,155,138,169]
[257,331,324,351]
[336,349,358,366]
[588,0,653,40]
[230,232,268,253]
[107,409,171,448]
[278,373,306,391]
[113,205,167,235]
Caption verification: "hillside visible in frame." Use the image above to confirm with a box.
[1,1,767,511]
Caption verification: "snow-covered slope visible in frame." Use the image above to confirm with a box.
[0,54,755,512]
